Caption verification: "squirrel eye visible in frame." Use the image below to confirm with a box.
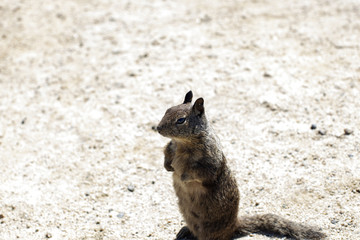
[176,117,186,124]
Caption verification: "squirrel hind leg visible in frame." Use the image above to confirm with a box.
[236,213,326,240]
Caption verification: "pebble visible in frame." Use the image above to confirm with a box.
[331,219,339,225]
[127,71,136,77]
[138,52,149,59]
[117,212,125,218]
[127,184,135,192]
[317,129,326,135]
[197,14,212,23]
[45,233,52,238]
[352,189,360,194]
[263,72,272,78]
[296,178,304,185]
[0,214,4,219]
[310,124,317,130]
[151,39,160,46]
[112,50,123,55]
[344,128,353,135]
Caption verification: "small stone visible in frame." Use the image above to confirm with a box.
[263,72,272,78]
[0,214,4,219]
[296,178,304,185]
[138,53,149,59]
[197,14,212,23]
[21,118,26,125]
[344,128,353,135]
[127,184,135,192]
[151,40,160,46]
[348,154,354,158]
[85,192,90,197]
[45,233,52,238]
[310,124,317,130]
[127,71,136,77]
[112,50,122,55]
[331,219,339,225]
[117,212,125,218]
[317,130,326,135]
[353,189,360,194]
[56,13,66,20]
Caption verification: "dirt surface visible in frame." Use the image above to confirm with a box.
[0,0,360,239]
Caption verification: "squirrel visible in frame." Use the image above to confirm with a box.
[157,91,326,240]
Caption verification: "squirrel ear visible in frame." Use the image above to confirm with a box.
[193,97,204,116]
[183,90,193,104]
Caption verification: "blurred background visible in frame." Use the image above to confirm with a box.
[0,0,359,239]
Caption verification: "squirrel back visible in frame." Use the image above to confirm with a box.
[157,91,326,240]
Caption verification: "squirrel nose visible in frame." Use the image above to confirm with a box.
[156,125,162,132]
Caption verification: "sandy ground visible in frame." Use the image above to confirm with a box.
[0,0,360,239]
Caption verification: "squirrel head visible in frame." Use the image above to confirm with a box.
[157,91,208,140]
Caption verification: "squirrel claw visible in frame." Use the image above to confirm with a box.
[176,226,197,240]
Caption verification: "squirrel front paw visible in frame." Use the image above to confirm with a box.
[176,226,196,240]
[164,160,174,172]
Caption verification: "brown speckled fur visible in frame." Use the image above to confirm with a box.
[157,91,326,240]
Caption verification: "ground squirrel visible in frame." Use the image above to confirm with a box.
[157,91,326,240]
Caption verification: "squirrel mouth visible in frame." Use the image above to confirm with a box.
[156,125,166,136]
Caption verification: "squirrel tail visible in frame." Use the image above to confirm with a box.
[236,213,326,239]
